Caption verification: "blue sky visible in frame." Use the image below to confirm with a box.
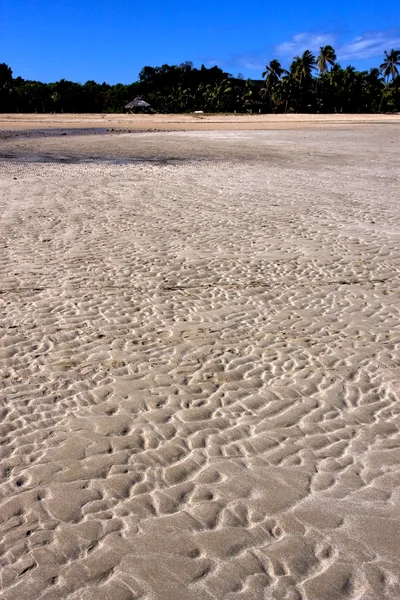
[1,0,400,83]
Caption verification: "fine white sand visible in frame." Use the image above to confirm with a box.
[1,124,400,600]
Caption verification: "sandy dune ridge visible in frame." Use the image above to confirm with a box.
[1,124,400,599]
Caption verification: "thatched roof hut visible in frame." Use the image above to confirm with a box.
[243,99,267,113]
[124,97,155,114]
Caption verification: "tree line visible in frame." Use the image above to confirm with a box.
[0,48,399,114]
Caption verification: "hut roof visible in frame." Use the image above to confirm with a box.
[244,99,265,106]
[125,97,152,109]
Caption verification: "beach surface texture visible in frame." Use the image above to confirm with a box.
[1,115,400,599]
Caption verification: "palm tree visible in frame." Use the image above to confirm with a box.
[289,50,317,112]
[292,50,317,84]
[317,46,337,74]
[363,68,384,112]
[380,49,400,82]
[203,79,233,112]
[261,60,287,111]
[262,60,286,87]
[241,79,256,103]
[279,73,295,113]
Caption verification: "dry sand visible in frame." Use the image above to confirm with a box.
[1,112,400,134]
[1,117,400,600]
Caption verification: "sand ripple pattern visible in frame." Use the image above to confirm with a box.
[1,130,400,599]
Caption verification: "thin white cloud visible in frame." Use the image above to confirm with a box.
[337,31,400,61]
[204,28,400,75]
[275,33,336,57]
[274,29,400,62]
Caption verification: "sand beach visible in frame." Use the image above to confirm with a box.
[1,114,400,599]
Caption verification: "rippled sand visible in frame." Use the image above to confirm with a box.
[1,125,400,600]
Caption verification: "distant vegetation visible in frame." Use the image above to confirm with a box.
[1,48,399,113]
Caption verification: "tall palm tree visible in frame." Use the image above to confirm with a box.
[317,46,337,74]
[380,49,400,82]
[279,73,295,113]
[261,60,287,111]
[288,51,317,112]
[262,60,286,88]
[292,50,317,84]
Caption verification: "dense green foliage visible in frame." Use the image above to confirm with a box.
[1,48,399,113]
